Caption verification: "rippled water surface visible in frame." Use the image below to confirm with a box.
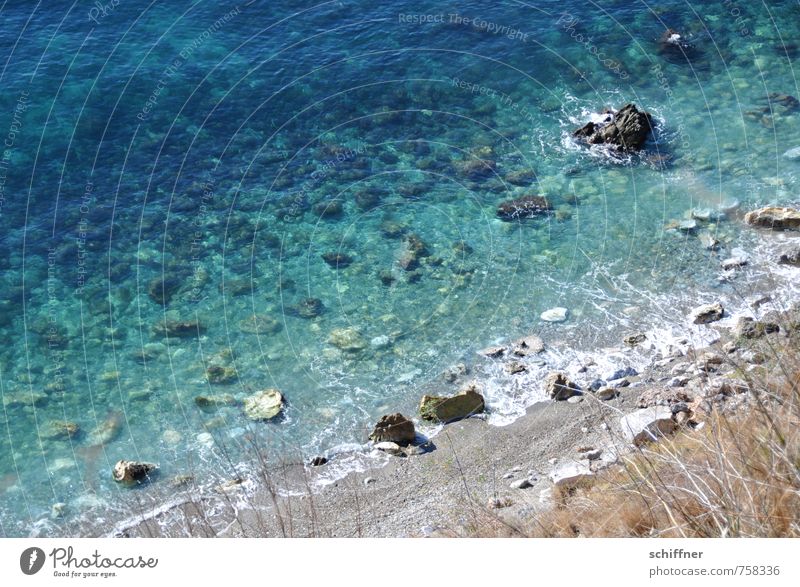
[1,0,799,535]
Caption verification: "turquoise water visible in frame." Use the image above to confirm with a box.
[1,0,799,536]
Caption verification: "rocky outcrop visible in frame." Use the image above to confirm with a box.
[744,206,800,230]
[619,407,676,446]
[369,413,416,445]
[734,317,779,339]
[573,104,654,151]
[545,372,581,401]
[496,195,552,220]
[512,335,545,356]
[419,385,485,423]
[113,460,158,484]
[243,389,284,421]
[328,327,367,351]
[689,302,724,324]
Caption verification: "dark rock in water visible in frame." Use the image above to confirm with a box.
[545,372,581,401]
[457,158,496,180]
[238,314,282,334]
[147,276,182,305]
[221,279,255,296]
[690,302,724,324]
[398,182,430,199]
[398,233,429,270]
[734,317,780,339]
[573,104,654,152]
[512,335,545,356]
[309,456,328,467]
[322,252,353,268]
[152,319,206,338]
[206,365,237,385]
[42,420,80,440]
[778,245,800,266]
[380,220,407,239]
[624,332,647,346]
[744,206,800,231]
[506,362,527,374]
[504,169,536,186]
[113,460,158,485]
[762,92,800,113]
[496,195,552,221]
[657,28,700,62]
[313,199,344,219]
[378,270,396,286]
[355,189,381,210]
[369,413,416,445]
[419,385,485,423]
[194,394,238,410]
[292,298,324,319]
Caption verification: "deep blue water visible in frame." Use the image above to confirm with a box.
[1,0,799,536]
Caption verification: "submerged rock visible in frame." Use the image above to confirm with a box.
[152,319,206,338]
[369,413,416,445]
[545,372,581,401]
[88,412,123,446]
[398,233,429,271]
[457,158,496,180]
[206,365,237,385]
[689,302,724,324]
[419,385,485,423]
[573,104,654,152]
[744,206,800,230]
[238,314,282,334]
[540,307,568,323]
[243,389,284,421]
[328,327,367,351]
[147,276,182,306]
[113,460,158,484]
[321,252,353,268]
[620,407,676,446]
[42,420,80,440]
[194,394,238,410]
[784,146,800,160]
[292,298,324,319]
[496,195,552,220]
[504,169,536,186]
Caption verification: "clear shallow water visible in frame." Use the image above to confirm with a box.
[0,0,799,536]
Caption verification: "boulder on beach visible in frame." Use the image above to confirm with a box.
[545,372,581,401]
[573,104,654,152]
[744,206,800,231]
[369,413,416,445]
[496,195,552,221]
[689,302,724,324]
[419,385,485,423]
[619,407,676,446]
[243,389,284,421]
[550,461,594,490]
[112,460,158,485]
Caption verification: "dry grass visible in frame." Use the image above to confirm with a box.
[509,342,800,538]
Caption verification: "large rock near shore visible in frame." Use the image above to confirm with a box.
[689,302,724,324]
[573,104,654,151]
[419,385,485,423]
[496,195,552,220]
[369,413,416,445]
[744,206,800,230]
[545,372,581,401]
[620,407,676,446]
[113,460,158,484]
[243,389,284,421]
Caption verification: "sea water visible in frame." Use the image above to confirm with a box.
[0,0,799,536]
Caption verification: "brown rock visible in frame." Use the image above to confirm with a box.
[112,460,158,484]
[573,104,654,151]
[545,372,581,401]
[744,206,800,230]
[419,385,485,423]
[369,413,416,445]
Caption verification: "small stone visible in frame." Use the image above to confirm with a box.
[479,345,506,358]
[506,362,527,375]
[364,477,376,486]
[370,335,391,349]
[595,387,619,400]
[744,206,800,230]
[623,333,647,346]
[374,441,405,456]
[309,456,328,466]
[205,365,237,385]
[567,395,584,404]
[502,472,515,479]
[690,302,724,324]
[321,252,353,268]
[51,502,67,519]
[510,478,532,489]
[721,257,748,270]
[540,307,568,323]
[512,335,545,356]
[419,385,485,423]
[784,146,800,160]
[112,460,158,485]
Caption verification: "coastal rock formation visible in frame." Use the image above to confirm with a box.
[243,389,284,421]
[112,460,158,484]
[573,104,654,151]
[496,195,552,220]
[689,302,724,324]
[419,385,485,423]
[778,244,800,266]
[369,413,415,445]
[512,335,545,356]
[619,406,676,446]
[744,206,800,230]
[545,372,581,401]
[328,327,367,351]
[734,317,780,339]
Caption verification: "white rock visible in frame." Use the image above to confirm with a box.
[783,146,800,160]
[374,441,404,456]
[510,478,532,489]
[364,477,375,486]
[619,406,676,446]
[540,307,568,323]
[721,257,748,270]
[549,461,593,489]
[370,335,391,349]
[689,301,724,324]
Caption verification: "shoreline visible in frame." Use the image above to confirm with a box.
[107,214,800,538]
